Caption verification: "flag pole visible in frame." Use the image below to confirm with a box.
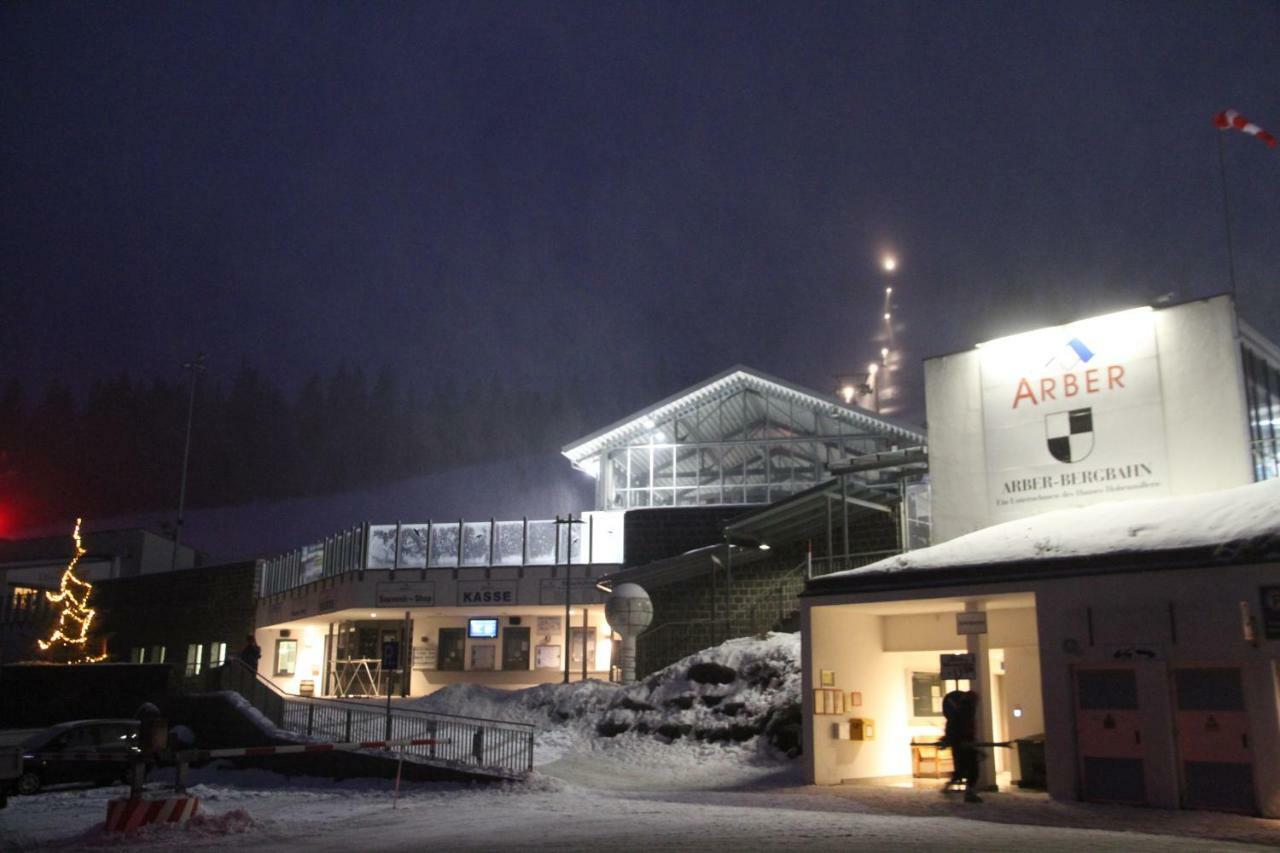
[1215,131,1238,300]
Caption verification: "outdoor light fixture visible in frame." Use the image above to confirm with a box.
[758,543,771,550]
[883,313,891,321]
[1012,705,1024,718]
[882,256,897,272]
[840,384,856,404]
[880,347,889,358]
[885,286,893,294]
[370,613,377,618]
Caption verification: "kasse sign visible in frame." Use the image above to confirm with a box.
[978,307,1169,522]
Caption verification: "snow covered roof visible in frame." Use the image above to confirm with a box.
[561,364,925,468]
[809,478,1280,593]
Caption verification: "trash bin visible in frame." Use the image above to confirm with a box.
[1015,735,1047,789]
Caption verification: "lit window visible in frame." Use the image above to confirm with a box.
[150,645,166,664]
[130,647,146,663]
[209,642,227,668]
[185,643,204,676]
[275,639,298,676]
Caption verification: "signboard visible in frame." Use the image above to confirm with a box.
[535,616,562,637]
[940,653,976,681]
[955,611,988,635]
[978,308,1168,522]
[412,645,436,670]
[300,542,325,584]
[457,581,518,606]
[538,578,600,606]
[1261,585,1280,640]
[376,581,436,607]
[381,640,400,671]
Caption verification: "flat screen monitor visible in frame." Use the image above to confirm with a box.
[467,618,499,639]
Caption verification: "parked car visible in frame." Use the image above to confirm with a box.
[14,719,141,795]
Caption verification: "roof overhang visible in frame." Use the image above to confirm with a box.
[561,364,926,471]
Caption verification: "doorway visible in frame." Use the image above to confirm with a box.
[438,628,465,671]
[1074,666,1146,804]
[1174,667,1256,813]
[503,627,531,671]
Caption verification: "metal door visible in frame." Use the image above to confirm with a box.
[437,628,465,671]
[1074,666,1146,804]
[1174,667,1255,813]
[502,627,531,671]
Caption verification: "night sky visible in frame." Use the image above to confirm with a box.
[4,1,1280,425]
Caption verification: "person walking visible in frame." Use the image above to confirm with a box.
[942,688,982,803]
[239,634,262,673]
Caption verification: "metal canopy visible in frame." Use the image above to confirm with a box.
[723,477,896,549]
[597,543,770,590]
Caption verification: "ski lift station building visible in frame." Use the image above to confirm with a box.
[252,366,922,700]
[801,294,1280,816]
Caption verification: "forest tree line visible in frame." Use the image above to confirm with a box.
[0,360,680,531]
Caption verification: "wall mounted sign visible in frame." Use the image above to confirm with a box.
[376,581,436,607]
[939,653,976,681]
[955,612,988,635]
[457,581,518,606]
[978,308,1169,522]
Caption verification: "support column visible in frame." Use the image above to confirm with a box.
[965,600,998,791]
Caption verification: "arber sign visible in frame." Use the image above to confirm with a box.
[979,308,1169,522]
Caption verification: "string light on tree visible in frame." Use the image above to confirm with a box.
[37,518,107,663]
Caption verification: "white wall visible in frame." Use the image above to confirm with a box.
[927,296,1254,542]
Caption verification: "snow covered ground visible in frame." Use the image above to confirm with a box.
[4,633,1278,851]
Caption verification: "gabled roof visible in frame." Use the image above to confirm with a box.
[561,365,926,467]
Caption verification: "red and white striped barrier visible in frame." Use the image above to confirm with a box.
[105,795,199,832]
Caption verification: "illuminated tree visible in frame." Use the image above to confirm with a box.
[37,518,107,663]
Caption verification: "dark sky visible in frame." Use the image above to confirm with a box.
[3,0,1279,423]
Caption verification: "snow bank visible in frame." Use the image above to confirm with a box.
[403,633,802,761]
[843,477,1280,576]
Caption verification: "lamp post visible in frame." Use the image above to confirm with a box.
[554,514,585,684]
[171,352,206,571]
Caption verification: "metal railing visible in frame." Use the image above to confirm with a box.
[806,550,900,579]
[209,661,534,778]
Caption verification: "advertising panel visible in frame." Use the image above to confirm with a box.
[979,308,1168,522]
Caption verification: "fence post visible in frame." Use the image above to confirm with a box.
[307,703,315,736]
[345,709,352,743]
[527,730,535,771]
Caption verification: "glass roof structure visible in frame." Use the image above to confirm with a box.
[562,366,927,511]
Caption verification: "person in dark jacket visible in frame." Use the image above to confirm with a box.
[239,635,262,673]
[942,689,982,803]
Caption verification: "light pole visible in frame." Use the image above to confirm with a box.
[171,352,206,571]
[554,513,585,684]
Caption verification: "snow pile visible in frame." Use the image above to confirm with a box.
[845,477,1280,576]
[404,632,802,760]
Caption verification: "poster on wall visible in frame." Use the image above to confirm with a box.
[535,644,561,669]
[979,307,1169,522]
[300,543,324,584]
[470,644,496,670]
[536,616,562,637]
[412,645,437,670]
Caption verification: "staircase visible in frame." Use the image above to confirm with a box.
[206,661,535,780]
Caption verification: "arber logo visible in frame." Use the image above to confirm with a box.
[1045,407,1094,463]
[1011,335,1126,409]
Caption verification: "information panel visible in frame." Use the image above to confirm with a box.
[979,308,1169,522]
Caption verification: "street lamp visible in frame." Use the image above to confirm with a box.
[171,352,206,571]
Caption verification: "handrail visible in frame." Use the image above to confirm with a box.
[209,660,534,776]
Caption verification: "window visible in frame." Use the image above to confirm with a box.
[911,671,944,718]
[209,642,227,668]
[275,639,298,676]
[130,647,145,664]
[150,645,166,664]
[185,643,204,676]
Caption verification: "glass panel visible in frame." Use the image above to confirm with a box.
[745,446,768,484]
[794,442,819,482]
[526,520,557,565]
[628,490,650,507]
[745,485,768,503]
[650,416,675,444]
[792,404,816,437]
[366,525,398,569]
[693,399,721,442]
[653,447,674,488]
[698,486,722,504]
[429,524,460,567]
[675,446,699,487]
[768,444,791,483]
[676,488,698,505]
[652,488,674,506]
[720,392,746,441]
[769,483,796,501]
[398,524,428,568]
[767,394,792,438]
[722,486,745,504]
[699,447,720,487]
[495,521,525,565]
[744,390,767,439]
[722,445,747,484]
[461,522,491,566]
[628,448,650,489]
